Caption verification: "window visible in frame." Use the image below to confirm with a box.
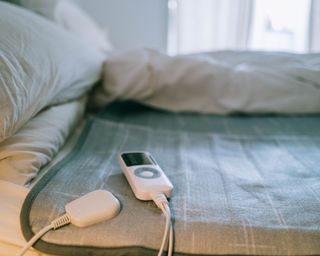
[169,0,314,54]
[249,0,311,52]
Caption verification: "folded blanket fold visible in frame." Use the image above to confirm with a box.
[0,2,104,143]
[93,48,320,114]
[0,97,86,185]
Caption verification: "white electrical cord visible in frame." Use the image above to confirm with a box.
[168,222,173,256]
[17,190,120,256]
[17,214,71,256]
[163,203,174,256]
[151,193,173,256]
[158,204,171,256]
[18,190,172,256]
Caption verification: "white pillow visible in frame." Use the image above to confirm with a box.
[19,0,112,53]
[0,98,86,185]
[0,2,104,143]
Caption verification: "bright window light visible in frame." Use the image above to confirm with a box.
[249,0,311,53]
[169,0,313,54]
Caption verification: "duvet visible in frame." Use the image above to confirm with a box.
[94,49,320,114]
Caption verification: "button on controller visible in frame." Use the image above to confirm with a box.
[134,167,161,179]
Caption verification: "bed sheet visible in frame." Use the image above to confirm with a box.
[0,123,84,256]
[0,98,86,186]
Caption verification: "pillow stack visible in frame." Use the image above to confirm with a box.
[18,0,113,53]
[0,1,105,184]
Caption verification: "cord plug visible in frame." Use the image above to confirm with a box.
[65,190,120,227]
[18,190,121,256]
[150,193,168,209]
[51,214,71,230]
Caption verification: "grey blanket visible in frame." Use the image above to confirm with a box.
[21,102,320,255]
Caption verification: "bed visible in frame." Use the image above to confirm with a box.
[2,101,320,255]
[1,1,320,255]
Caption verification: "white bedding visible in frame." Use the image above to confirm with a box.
[2,44,320,255]
[0,96,85,255]
[0,181,39,256]
[0,2,104,143]
[93,49,320,114]
[18,0,112,53]
[0,98,86,185]
[0,123,84,256]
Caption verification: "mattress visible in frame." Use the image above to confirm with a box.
[19,101,320,255]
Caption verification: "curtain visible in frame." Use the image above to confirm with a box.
[172,0,254,54]
[170,0,320,54]
[309,0,320,52]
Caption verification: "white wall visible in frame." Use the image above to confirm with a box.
[77,0,168,51]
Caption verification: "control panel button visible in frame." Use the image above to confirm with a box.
[134,167,161,179]
[141,171,154,177]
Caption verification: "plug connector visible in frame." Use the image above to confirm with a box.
[65,190,120,227]
[150,193,168,209]
[18,190,121,256]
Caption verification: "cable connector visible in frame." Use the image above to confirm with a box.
[18,214,71,256]
[150,193,169,209]
[51,214,71,230]
[18,190,120,256]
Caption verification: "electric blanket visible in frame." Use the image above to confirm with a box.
[21,102,320,255]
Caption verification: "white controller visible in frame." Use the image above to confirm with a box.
[118,151,173,201]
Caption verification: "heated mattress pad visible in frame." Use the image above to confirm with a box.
[21,102,320,255]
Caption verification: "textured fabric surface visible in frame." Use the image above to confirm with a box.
[0,122,85,256]
[93,48,320,114]
[0,1,104,143]
[0,181,45,256]
[0,97,86,185]
[22,103,320,255]
[17,0,112,53]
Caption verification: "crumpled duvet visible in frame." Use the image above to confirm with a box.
[93,48,320,114]
[0,97,85,185]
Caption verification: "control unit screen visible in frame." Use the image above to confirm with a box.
[122,153,154,166]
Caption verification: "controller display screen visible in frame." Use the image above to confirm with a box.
[122,153,154,166]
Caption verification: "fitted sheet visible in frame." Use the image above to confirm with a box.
[0,97,86,186]
[0,122,84,256]
[20,102,320,255]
